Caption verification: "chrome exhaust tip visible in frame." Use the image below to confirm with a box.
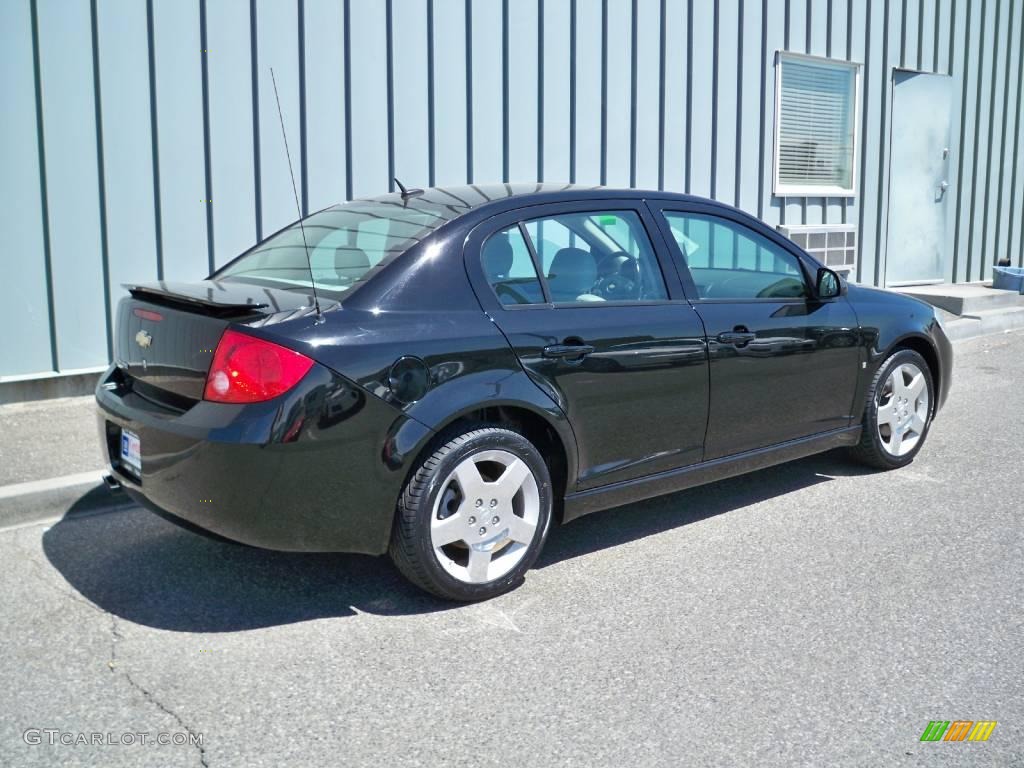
[102,474,122,491]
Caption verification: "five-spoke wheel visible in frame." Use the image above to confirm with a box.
[852,348,935,469]
[390,427,552,601]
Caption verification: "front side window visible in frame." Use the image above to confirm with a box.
[774,53,860,196]
[663,212,808,300]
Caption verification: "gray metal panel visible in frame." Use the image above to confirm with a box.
[0,0,53,376]
[4,0,1024,378]
[37,0,107,371]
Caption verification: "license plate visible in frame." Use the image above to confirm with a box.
[120,429,141,474]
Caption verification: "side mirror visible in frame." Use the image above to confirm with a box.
[816,267,845,299]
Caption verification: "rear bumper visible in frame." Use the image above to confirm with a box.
[95,363,432,555]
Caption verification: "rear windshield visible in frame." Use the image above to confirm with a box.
[214,201,455,297]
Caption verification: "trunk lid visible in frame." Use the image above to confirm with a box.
[114,280,326,405]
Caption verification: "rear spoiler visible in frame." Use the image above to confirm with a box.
[125,283,268,317]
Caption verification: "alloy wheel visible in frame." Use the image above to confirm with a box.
[876,362,929,457]
[430,449,540,584]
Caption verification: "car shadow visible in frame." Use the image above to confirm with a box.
[41,450,867,633]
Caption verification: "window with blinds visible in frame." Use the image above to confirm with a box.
[774,53,860,196]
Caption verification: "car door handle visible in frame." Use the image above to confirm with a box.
[543,343,595,360]
[716,331,757,346]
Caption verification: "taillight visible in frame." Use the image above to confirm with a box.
[203,329,314,403]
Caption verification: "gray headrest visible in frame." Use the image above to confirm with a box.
[482,236,514,279]
[548,247,597,299]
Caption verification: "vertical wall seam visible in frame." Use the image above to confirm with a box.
[992,0,1013,268]
[756,0,767,218]
[249,0,262,239]
[427,0,436,186]
[916,0,924,70]
[629,0,638,188]
[299,0,308,213]
[502,0,509,183]
[805,0,811,53]
[657,0,666,190]
[784,0,790,50]
[343,0,352,200]
[801,0,809,224]
[951,0,972,280]
[199,0,215,273]
[947,0,955,76]
[855,0,872,283]
[537,0,545,182]
[978,0,1002,278]
[29,0,59,370]
[600,0,608,185]
[735,0,744,208]
[843,0,853,224]
[385,0,394,191]
[900,0,908,67]
[89,0,113,361]
[826,0,833,57]
[872,0,892,287]
[685,0,693,192]
[465,0,473,183]
[1007,1,1024,266]
[933,0,940,73]
[710,0,719,199]
[145,0,164,280]
[569,0,576,183]
[965,0,989,280]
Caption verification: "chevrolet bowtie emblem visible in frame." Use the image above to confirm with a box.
[135,330,153,349]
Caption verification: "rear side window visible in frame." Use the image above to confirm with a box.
[525,211,668,303]
[481,225,545,306]
[481,210,668,306]
[662,211,808,300]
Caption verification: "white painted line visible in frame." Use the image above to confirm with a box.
[0,470,106,501]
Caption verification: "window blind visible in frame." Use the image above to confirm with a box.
[776,56,857,193]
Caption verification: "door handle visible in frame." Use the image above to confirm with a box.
[716,330,757,347]
[543,343,595,360]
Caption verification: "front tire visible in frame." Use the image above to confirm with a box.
[850,348,934,470]
[389,427,553,601]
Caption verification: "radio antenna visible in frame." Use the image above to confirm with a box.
[269,67,322,321]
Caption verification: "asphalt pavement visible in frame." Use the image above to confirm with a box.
[1,331,1021,767]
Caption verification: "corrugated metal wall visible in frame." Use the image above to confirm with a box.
[1,0,1022,379]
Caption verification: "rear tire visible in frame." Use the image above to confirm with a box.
[850,349,934,470]
[389,426,553,601]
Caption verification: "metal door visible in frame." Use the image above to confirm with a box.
[885,71,953,286]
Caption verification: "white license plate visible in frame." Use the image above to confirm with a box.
[120,430,141,474]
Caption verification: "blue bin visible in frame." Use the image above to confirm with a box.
[993,266,1024,294]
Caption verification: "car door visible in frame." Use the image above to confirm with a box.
[648,201,862,461]
[465,200,709,491]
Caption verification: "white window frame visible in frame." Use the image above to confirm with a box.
[773,51,862,198]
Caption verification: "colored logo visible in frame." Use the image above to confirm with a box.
[920,721,997,742]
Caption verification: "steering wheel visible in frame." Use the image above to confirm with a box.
[592,273,638,301]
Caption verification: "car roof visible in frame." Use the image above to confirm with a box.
[352,183,720,222]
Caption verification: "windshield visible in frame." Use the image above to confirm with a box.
[214,201,456,296]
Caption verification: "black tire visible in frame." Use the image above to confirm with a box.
[389,426,553,601]
[850,348,935,470]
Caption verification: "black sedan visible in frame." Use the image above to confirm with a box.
[96,184,952,601]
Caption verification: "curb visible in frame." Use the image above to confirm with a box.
[0,471,133,531]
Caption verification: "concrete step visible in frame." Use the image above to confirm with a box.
[898,283,1023,315]
[939,306,1024,341]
